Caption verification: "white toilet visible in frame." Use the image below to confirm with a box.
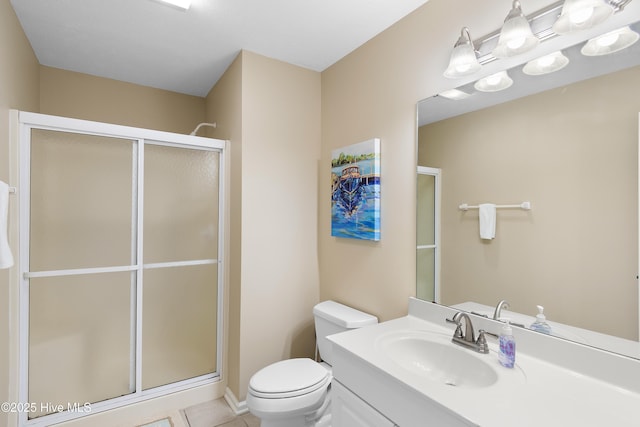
[246,300,377,427]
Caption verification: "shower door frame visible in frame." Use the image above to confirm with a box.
[12,111,227,427]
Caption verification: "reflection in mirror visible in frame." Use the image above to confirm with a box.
[417,18,640,359]
[417,167,441,302]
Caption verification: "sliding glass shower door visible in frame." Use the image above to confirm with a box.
[18,112,225,426]
[28,130,136,418]
[142,143,219,390]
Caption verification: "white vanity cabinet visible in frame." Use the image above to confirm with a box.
[332,380,396,427]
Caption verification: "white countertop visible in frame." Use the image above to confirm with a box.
[328,300,640,426]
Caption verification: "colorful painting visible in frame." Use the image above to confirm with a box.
[331,138,380,241]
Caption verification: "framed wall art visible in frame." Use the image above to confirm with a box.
[331,138,380,241]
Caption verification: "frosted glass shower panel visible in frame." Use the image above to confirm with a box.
[417,173,436,247]
[142,264,218,390]
[417,247,436,302]
[143,144,219,263]
[29,130,134,271]
[142,143,220,390]
[417,173,437,302]
[28,272,133,419]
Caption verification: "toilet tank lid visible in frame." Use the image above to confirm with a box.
[313,300,378,329]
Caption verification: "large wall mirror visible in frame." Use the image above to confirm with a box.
[417,5,640,359]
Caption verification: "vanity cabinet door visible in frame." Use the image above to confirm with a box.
[332,380,396,427]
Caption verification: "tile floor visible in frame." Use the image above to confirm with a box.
[182,399,259,427]
[137,398,260,427]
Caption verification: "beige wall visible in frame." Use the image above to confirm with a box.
[240,51,320,400]
[318,2,444,321]
[207,51,321,401]
[40,66,206,134]
[0,2,40,427]
[419,66,640,340]
[205,53,244,400]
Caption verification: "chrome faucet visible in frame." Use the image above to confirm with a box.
[446,312,489,354]
[491,300,526,328]
[493,299,510,320]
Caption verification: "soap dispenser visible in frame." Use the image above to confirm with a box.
[498,320,516,368]
[529,305,552,335]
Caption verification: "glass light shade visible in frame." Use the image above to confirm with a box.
[581,26,640,56]
[444,27,481,78]
[155,0,191,10]
[492,1,540,58]
[552,0,614,34]
[474,71,514,92]
[438,89,472,100]
[523,51,570,75]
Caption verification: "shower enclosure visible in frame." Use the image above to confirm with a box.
[13,111,226,426]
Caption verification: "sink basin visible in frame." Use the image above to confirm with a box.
[376,331,499,389]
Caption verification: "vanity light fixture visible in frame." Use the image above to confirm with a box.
[438,88,472,100]
[492,0,540,58]
[152,0,192,11]
[581,25,640,55]
[474,71,514,92]
[552,0,614,34]
[523,51,570,75]
[444,27,482,79]
[442,0,630,77]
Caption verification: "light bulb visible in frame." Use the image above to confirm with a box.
[507,36,527,50]
[486,75,502,86]
[570,6,594,24]
[438,89,471,100]
[552,1,613,35]
[492,1,539,58]
[523,51,570,76]
[474,71,513,92]
[597,33,620,47]
[537,56,556,67]
[581,26,640,56]
[456,64,472,73]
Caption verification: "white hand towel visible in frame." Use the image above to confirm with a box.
[0,181,14,269]
[479,203,496,240]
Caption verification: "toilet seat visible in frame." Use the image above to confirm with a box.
[249,358,331,399]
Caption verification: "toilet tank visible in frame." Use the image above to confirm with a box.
[313,300,377,365]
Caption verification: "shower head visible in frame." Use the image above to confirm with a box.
[190,122,217,136]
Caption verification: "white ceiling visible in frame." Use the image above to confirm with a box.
[9,0,429,97]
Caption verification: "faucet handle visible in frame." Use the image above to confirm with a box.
[481,330,499,339]
[445,316,464,339]
[453,324,464,339]
[476,330,490,354]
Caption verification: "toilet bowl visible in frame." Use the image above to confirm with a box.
[247,358,332,427]
[246,301,377,427]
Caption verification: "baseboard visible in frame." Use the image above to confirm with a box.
[223,387,248,415]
